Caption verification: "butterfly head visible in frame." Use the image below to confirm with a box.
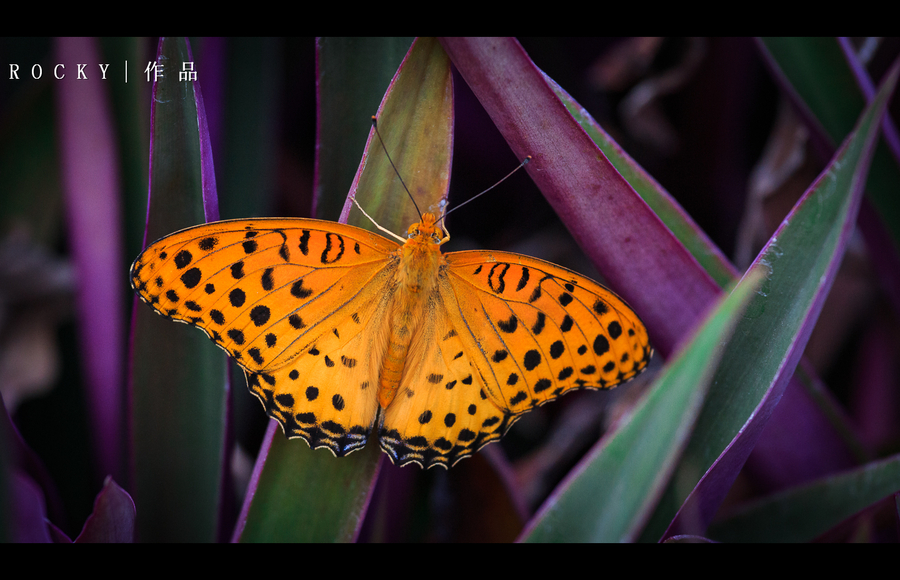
[407,212,447,246]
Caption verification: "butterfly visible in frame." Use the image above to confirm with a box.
[131,206,652,469]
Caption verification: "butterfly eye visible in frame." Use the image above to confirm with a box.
[431,233,442,244]
[408,228,418,239]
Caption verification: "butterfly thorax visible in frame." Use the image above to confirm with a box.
[377,213,447,408]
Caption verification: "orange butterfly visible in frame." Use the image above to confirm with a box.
[131,205,652,468]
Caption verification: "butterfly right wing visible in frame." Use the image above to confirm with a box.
[130,217,402,456]
[442,249,652,414]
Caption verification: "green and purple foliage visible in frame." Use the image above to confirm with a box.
[0,37,898,542]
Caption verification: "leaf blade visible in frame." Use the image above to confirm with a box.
[235,37,454,542]
[650,58,899,541]
[522,268,765,542]
[709,453,900,542]
[129,36,228,542]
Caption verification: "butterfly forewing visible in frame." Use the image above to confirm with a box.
[443,251,652,412]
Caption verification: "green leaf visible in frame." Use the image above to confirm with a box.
[130,37,228,542]
[100,36,151,263]
[641,58,899,541]
[520,268,764,542]
[760,38,900,284]
[315,37,415,222]
[760,38,865,142]
[238,433,381,542]
[708,453,900,542]
[236,37,453,542]
[343,36,454,234]
[216,37,281,221]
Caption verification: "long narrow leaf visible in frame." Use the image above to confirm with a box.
[654,59,898,541]
[440,37,722,359]
[54,37,125,483]
[340,37,454,233]
[315,37,415,221]
[235,37,452,542]
[758,38,900,315]
[535,48,864,498]
[129,37,227,542]
[543,72,737,289]
[521,268,765,542]
[709,452,900,542]
[438,36,893,544]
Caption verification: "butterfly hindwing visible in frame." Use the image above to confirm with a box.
[378,290,513,468]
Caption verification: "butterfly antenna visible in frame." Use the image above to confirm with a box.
[437,155,531,224]
[350,195,407,243]
[371,116,423,219]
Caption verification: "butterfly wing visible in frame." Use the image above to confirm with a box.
[378,290,514,468]
[130,217,402,456]
[445,249,652,402]
[378,249,652,468]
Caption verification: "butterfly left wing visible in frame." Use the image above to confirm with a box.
[130,217,402,456]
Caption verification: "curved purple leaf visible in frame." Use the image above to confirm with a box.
[442,36,897,542]
[75,476,135,543]
[440,37,721,359]
[53,36,124,482]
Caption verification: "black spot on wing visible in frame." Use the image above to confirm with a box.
[174,250,192,269]
[181,268,201,289]
[531,312,545,335]
[321,233,345,264]
[298,230,311,255]
[608,320,622,339]
[487,263,510,294]
[229,288,246,308]
[291,280,313,299]
[250,305,270,326]
[261,268,274,291]
[497,315,517,333]
[516,267,529,291]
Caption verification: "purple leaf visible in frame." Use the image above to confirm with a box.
[440,37,721,359]
[53,36,124,482]
[75,476,135,543]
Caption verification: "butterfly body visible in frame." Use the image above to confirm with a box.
[379,213,446,408]
[131,213,652,468]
